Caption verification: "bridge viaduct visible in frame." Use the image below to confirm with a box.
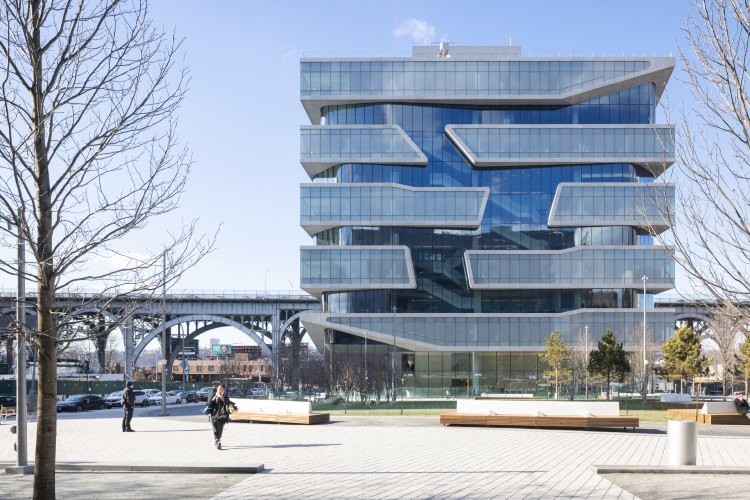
[0,291,321,383]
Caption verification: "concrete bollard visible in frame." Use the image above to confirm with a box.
[667,419,697,465]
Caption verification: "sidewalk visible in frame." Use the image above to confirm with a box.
[2,412,750,499]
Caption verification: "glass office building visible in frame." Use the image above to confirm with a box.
[298,45,676,397]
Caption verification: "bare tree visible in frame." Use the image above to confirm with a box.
[655,0,750,301]
[0,2,213,496]
[706,303,747,395]
[571,326,593,399]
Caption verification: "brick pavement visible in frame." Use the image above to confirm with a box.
[2,410,750,499]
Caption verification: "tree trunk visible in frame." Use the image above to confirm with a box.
[31,1,57,495]
[606,371,611,400]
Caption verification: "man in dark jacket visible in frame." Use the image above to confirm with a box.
[121,381,135,432]
[733,391,750,421]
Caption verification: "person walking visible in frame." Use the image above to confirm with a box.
[734,391,750,421]
[206,384,237,449]
[121,381,135,432]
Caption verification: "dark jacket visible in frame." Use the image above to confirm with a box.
[207,393,236,422]
[122,386,135,408]
[734,397,749,415]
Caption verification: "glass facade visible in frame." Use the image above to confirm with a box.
[549,182,675,231]
[447,125,675,170]
[298,46,677,397]
[300,246,415,294]
[466,247,674,290]
[300,183,488,234]
[300,125,427,177]
[301,59,650,98]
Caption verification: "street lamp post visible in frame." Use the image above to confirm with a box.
[642,274,648,405]
[264,268,270,298]
[15,211,27,468]
[392,306,396,402]
[160,252,168,416]
[584,325,589,400]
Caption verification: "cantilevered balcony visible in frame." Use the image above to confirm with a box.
[445,125,675,175]
[464,246,674,291]
[301,57,674,123]
[548,182,674,234]
[300,245,416,297]
[300,183,489,235]
[300,125,427,178]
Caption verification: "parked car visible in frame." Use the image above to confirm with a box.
[196,387,214,402]
[175,390,198,403]
[0,394,17,409]
[56,394,107,412]
[147,391,180,405]
[132,390,151,407]
[104,391,122,409]
[249,388,264,396]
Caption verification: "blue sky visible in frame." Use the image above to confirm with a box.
[141,0,693,293]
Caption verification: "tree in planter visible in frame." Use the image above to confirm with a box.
[661,325,710,394]
[0,2,214,496]
[540,331,572,400]
[588,330,631,401]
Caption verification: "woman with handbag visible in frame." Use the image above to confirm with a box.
[205,384,237,449]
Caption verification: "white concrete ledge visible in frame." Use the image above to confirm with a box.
[593,464,750,474]
[457,400,620,417]
[233,398,312,415]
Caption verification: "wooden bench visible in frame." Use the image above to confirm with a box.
[229,398,330,425]
[440,400,638,429]
[667,401,750,425]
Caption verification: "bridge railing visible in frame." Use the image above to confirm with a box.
[0,289,317,301]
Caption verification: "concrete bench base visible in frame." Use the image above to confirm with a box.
[439,411,638,429]
[231,411,330,425]
[667,409,750,425]
[228,398,330,425]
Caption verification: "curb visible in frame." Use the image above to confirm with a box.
[593,464,750,474]
[5,463,264,475]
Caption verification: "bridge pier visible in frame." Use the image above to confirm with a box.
[123,320,135,381]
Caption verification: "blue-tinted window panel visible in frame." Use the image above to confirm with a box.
[300,245,416,297]
[301,125,427,178]
[548,182,674,233]
[300,183,489,235]
[465,246,674,291]
[446,125,675,175]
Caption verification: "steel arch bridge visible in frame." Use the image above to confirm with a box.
[0,291,321,382]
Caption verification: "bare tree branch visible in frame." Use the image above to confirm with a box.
[0,1,214,496]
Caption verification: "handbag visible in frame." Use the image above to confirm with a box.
[202,404,212,415]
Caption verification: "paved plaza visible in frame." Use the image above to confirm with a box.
[2,406,750,499]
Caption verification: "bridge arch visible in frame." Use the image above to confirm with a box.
[132,314,273,365]
[278,311,308,339]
